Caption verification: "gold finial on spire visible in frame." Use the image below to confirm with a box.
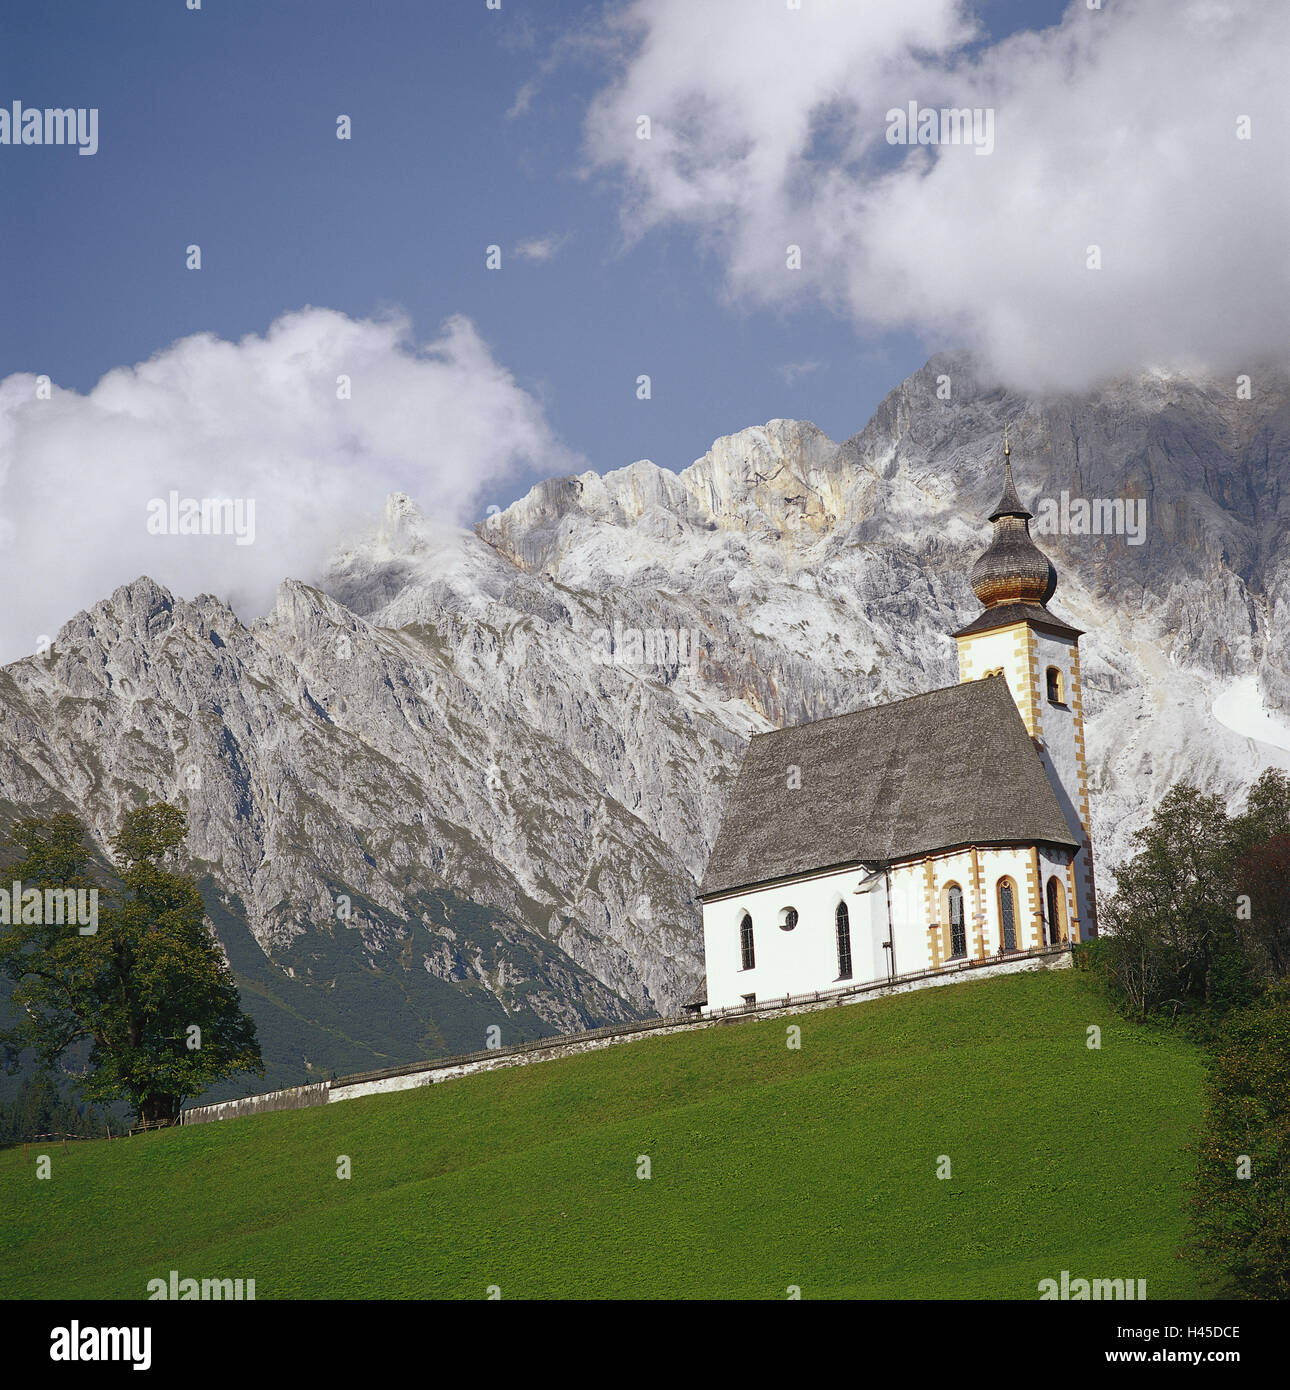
[1003,421,1010,460]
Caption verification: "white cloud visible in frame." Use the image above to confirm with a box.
[584,0,1290,391]
[0,308,576,664]
[514,232,571,262]
[776,360,822,385]
[507,80,540,121]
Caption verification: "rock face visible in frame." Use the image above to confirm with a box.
[2,351,1287,1092]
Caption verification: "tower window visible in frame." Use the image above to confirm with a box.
[740,913,755,970]
[998,878,1018,951]
[835,901,853,979]
[1046,666,1065,705]
[947,883,966,959]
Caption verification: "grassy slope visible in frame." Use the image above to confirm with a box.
[0,968,1214,1300]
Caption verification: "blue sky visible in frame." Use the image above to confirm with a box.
[2,0,1074,508]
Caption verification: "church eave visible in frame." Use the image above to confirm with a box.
[698,855,875,903]
[700,832,1078,902]
[952,604,1083,642]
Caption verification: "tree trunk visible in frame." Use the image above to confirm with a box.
[137,1094,180,1127]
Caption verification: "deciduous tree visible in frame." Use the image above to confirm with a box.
[0,804,261,1124]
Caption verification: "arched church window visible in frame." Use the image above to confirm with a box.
[836,902,853,979]
[1045,876,1066,946]
[1046,666,1065,704]
[779,906,798,931]
[948,883,966,959]
[740,913,756,970]
[998,878,1018,952]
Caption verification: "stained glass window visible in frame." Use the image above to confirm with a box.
[740,912,755,970]
[1046,877,1063,946]
[836,901,853,979]
[999,879,1017,951]
[949,884,966,958]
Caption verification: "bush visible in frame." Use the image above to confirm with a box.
[1184,982,1290,1298]
[1070,938,1104,973]
[1094,773,1289,1025]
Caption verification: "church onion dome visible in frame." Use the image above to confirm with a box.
[970,443,1058,609]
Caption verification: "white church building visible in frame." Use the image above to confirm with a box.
[691,442,1098,1013]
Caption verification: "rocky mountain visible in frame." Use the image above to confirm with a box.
[2,350,1287,1096]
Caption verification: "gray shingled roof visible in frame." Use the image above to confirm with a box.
[988,461,1030,521]
[952,602,1082,641]
[699,674,1079,899]
[682,978,708,1009]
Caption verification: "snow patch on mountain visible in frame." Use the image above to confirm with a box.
[1212,677,1290,761]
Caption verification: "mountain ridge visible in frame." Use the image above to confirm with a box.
[3,350,1288,1094]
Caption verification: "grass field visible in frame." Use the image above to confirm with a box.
[0,967,1216,1299]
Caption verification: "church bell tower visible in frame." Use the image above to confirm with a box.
[953,431,1097,939]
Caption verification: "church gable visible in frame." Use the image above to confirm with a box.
[699,673,1079,900]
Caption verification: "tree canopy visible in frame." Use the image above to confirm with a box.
[0,803,261,1124]
[1090,769,1290,1023]
[1086,769,1290,1296]
[1185,982,1290,1299]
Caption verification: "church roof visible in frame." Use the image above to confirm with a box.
[698,674,1079,900]
[952,602,1083,642]
[988,459,1031,522]
[682,977,708,1009]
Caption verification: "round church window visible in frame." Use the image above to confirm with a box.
[779,907,798,931]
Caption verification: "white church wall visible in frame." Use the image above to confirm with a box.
[1031,630,1096,938]
[1032,630,1082,831]
[980,845,1043,952]
[896,843,1077,966]
[700,864,891,1011]
[1038,846,1077,946]
[956,624,1035,732]
[915,845,1033,959]
[886,857,935,970]
[701,841,1077,1011]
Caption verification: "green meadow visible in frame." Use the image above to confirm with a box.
[0,967,1214,1299]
